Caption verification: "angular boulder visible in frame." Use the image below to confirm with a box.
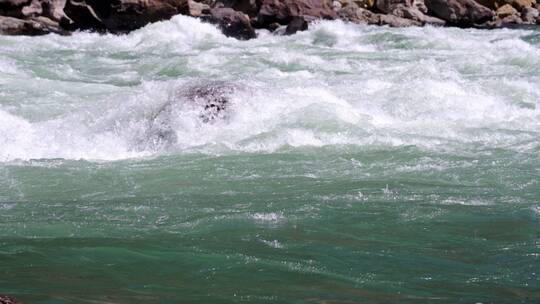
[473,0,500,9]
[424,0,494,25]
[521,6,539,23]
[496,3,518,18]
[215,0,260,16]
[377,12,421,25]
[208,7,256,39]
[508,0,533,11]
[63,0,188,33]
[412,0,427,13]
[285,15,307,34]
[376,0,412,13]
[374,0,442,25]
[0,0,68,34]
[338,4,422,26]
[389,4,445,25]
[338,5,378,23]
[257,0,337,26]
[0,14,51,34]
[21,0,67,21]
[180,0,210,17]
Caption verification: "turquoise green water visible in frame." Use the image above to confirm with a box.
[1,16,539,303]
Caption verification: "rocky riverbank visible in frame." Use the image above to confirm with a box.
[0,0,539,39]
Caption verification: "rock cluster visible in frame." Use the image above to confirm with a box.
[1,0,540,38]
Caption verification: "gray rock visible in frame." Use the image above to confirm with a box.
[0,14,48,34]
[338,5,378,23]
[257,0,337,26]
[215,0,259,16]
[376,0,412,13]
[0,0,68,34]
[521,6,539,23]
[378,12,422,26]
[390,4,445,25]
[338,4,421,26]
[424,0,494,26]
[182,0,210,17]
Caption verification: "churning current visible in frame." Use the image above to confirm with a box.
[0,15,539,304]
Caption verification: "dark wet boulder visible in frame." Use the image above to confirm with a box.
[63,0,188,33]
[424,0,494,26]
[285,15,307,34]
[62,0,105,31]
[0,294,21,304]
[0,0,30,18]
[207,7,256,39]
[257,0,337,26]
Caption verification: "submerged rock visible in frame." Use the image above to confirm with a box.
[184,80,237,123]
[0,295,20,304]
[145,81,238,148]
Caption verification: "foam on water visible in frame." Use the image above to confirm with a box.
[1,16,540,161]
